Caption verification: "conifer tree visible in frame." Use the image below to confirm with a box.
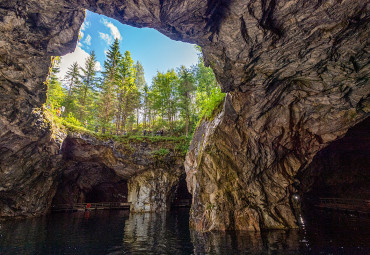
[99,39,121,131]
[134,61,146,128]
[115,50,137,133]
[63,62,80,115]
[177,65,195,137]
[46,57,65,110]
[77,51,98,122]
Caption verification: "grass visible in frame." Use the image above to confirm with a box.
[151,148,170,157]
[43,105,192,156]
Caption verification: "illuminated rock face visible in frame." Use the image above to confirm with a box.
[0,0,369,230]
[52,135,185,212]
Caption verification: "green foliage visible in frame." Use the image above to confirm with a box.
[64,112,81,126]
[198,86,225,119]
[45,42,224,157]
[46,57,65,109]
[151,148,170,157]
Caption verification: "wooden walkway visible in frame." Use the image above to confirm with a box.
[51,202,131,212]
[316,198,370,216]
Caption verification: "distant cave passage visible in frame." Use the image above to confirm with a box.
[85,181,128,203]
[171,174,192,208]
[299,117,370,203]
[52,163,128,205]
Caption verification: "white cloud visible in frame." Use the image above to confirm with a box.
[58,45,102,82]
[84,34,92,45]
[79,30,84,39]
[80,21,90,31]
[95,61,102,72]
[99,32,113,45]
[101,18,122,40]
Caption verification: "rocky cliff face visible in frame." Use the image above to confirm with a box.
[1,0,369,230]
[52,134,186,211]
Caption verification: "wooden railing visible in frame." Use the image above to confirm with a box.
[51,202,131,212]
[317,198,370,214]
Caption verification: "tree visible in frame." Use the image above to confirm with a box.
[46,57,65,110]
[99,39,121,131]
[193,48,225,119]
[142,84,150,129]
[177,65,195,137]
[76,51,98,122]
[152,70,178,135]
[63,62,80,115]
[115,50,137,133]
[134,61,146,128]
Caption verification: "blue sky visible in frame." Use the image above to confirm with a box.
[59,11,199,84]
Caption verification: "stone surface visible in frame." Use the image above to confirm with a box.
[128,169,182,212]
[0,0,369,230]
[53,134,186,210]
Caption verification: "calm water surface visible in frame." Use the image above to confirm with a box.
[0,208,369,254]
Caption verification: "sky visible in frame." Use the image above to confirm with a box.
[58,11,199,85]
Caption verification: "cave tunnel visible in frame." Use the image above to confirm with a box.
[298,117,370,213]
[51,161,129,205]
[171,174,192,209]
[85,181,128,203]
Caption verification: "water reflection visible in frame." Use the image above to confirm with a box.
[191,229,303,254]
[0,208,369,254]
[118,210,193,254]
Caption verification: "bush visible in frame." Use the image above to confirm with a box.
[64,113,81,127]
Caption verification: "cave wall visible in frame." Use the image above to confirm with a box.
[0,1,84,217]
[128,169,182,212]
[52,162,128,205]
[0,0,369,230]
[52,134,185,211]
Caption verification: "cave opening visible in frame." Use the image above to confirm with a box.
[47,10,206,137]
[85,181,128,203]
[47,10,213,210]
[298,117,370,215]
[171,174,192,209]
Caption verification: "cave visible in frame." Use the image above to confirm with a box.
[0,0,369,234]
[299,117,370,205]
[171,174,192,209]
[85,182,128,203]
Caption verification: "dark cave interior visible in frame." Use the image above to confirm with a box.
[299,117,370,208]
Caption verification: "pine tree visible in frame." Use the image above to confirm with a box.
[63,62,80,116]
[77,51,98,122]
[46,57,65,110]
[177,65,195,137]
[134,61,146,128]
[99,39,121,131]
[115,50,137,133]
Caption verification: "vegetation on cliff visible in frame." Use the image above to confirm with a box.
[45,41,225,141]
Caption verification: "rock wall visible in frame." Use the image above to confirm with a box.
[0,0,369,230]
[185,88,368,231]
[0,1,84,217]
[128,169,182,212]
[52,134,186,211]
